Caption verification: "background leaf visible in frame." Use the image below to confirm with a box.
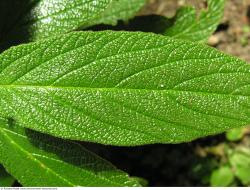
[88,0,225,43]
[210,165,234,187]
[0,31,249,146]
[0,117,140,187]
[0,165,15,187]
[87,0,146,26]
[229,150,250,186]
[164,0,225,42]
[226,128,244,142]
[0,0,112,50]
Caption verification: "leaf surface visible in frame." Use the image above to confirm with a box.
[164,0,225,42]
[88,0,146,26]
[0,117,140,186]
[0,31,249,146]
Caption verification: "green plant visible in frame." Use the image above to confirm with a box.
[191,126,250,187]
[0,0,249,187]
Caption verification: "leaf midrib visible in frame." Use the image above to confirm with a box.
[0,84,249,97]
[0,127,76,186]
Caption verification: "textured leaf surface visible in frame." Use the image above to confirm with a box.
[0,165,15,187]
[0,0,111,45]
[0,117,140,187]
[164,0,225,42]
[0,31,249,146]
[88,0,146,26]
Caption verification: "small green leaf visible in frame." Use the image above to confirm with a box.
[0,31,249,146]
[0,165,15,187]
[164,0,225,42]
[88,0,146,26]
[226,128,244,141]
[210,166,234,187]
[0,117,140,187]
[229,151,250,185]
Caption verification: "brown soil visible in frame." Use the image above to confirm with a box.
[140,0,250,62]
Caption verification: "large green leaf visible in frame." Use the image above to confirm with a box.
[0,117,140,187]
[0,31,249,146]
[88,0,146,26]
[0,0,112,49]
[164,0,225,42]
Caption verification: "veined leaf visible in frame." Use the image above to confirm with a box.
[0,117,140,187]
[0,31,249,146]
[0,0,112,49]
[88,0,146,26]
[0,165,15,187]
[164,0,225,42]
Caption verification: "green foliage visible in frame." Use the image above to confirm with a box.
[0,117,140,187]
[226,128,244,141]
[193,129,250,187]
[164,0,225,42]
[229,149,250,186]
[210,165,234,187]
[0,0,248,187]
[131,177,149,187]
[0,0,111,41]
[0,165,15,187]
[240,25,250,47]
[87,0,225,43]
[0,31,249,145]
[0,0,114,51]
[0,0,146,51]
[89,0,146,26]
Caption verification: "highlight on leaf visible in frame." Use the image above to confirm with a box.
[0,0,112,50]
